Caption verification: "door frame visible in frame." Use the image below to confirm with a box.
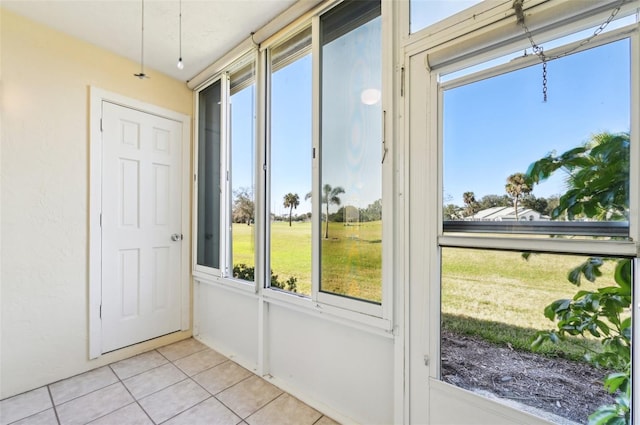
[89,87,191,359]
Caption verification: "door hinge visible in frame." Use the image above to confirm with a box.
[99,213,102,227]
[424,354,429,366]
[99,304,102,319]
[312,147,316,159]
[400,66,405,97]
[100,118,103,132]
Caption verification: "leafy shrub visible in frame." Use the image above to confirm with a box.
[232,264,298,293]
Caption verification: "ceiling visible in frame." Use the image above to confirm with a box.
[2,0,299,82]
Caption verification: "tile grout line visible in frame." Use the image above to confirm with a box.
[45,385,62,425]
[3,388,59,425]
[108,362,157,425]
[153,356,240,423]
[243,391,287,423]
[154,394,215,425]
[157,344,209,363]
[111,352,170,381]
[211,374,281,421]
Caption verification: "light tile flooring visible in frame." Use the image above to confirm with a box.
[1,339,340,425]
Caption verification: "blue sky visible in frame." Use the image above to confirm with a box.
[443,38,630,206]
[231,9,631,214]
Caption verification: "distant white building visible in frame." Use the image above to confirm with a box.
[471,206,549,221]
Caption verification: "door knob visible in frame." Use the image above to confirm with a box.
[171,233,183,241]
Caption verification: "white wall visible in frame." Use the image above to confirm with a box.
[194,281,395,424]
[0,9,193,398]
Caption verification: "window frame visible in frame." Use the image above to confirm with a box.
[193,52,260,290]
[425,14,640,422]
[193,0,394,326]
[435,24,639,255]
[311,2,388,317]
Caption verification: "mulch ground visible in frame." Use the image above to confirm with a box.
[440,330,616,424]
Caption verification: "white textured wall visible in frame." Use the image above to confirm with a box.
[0,9,192,398]
[194,281,395,424]
[268,305,395,425]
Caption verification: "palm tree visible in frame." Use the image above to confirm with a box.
[305,184,345,239]
[505,172,532,220]
[283,193,300,227]
[462,191,476,217]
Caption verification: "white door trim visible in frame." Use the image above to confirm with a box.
[89,87,191,359]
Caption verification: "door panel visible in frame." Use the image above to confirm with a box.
[101,101,183,353]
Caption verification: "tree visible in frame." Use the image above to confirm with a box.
[505,172,532,220]
[305,184,345,239]
[521,194,548,215]
[283,193,300,227]
[527,132,629,221]
[232,187,254,225]
[462,191,477,217]
[527,132,631,425]
[443,204,463,220]
[360,199,382,222]
[477,194,512,210]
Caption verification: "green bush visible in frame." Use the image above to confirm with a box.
[232,263,298,293]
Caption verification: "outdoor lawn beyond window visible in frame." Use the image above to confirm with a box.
[439,33,633,424]
[197,0,387,316]
[319,0,382,304]
[441,248,632,424]
[270,28,312,296]
[230,59,256,282]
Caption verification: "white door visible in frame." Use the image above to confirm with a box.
[101,101,183,353]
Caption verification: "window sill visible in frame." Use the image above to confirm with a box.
[193,273,394,338]
[262,287,394,338]
[429,378,554,424]
[193,271,257,296]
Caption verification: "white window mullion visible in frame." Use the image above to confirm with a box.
[630,27,640,247]
[311,14,321,304]
[258,49,269,294]
[220,72,231,277]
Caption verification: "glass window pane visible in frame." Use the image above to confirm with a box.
[270,28,313,296]
[441,247,632,424]
[319,0,382,304]
[230,61,256,282]
[410,0,481,34]
[443,39,630,237]
[197,81,222,269]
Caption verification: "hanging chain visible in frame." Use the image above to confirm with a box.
[513,0,625,102]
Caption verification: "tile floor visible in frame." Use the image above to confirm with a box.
[0,339,340,425]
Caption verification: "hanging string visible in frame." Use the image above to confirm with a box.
[513,0,624,102]
[177,0,184,70]
[135,0,149,78]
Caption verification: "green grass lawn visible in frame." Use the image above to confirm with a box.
[233,222,622,360]
[442,248,620,360]
[442,248,611,330]
[233,220,382,300]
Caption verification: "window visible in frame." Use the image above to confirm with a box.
[318,0,383,306]
[269,28,313,296]
[437,25,635,424]
[441,248,633,424]
[230,58,257,281]
[196,80,222,271]
[442,38,631,238]
[195,0,387,318]
[195,55,257,282]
